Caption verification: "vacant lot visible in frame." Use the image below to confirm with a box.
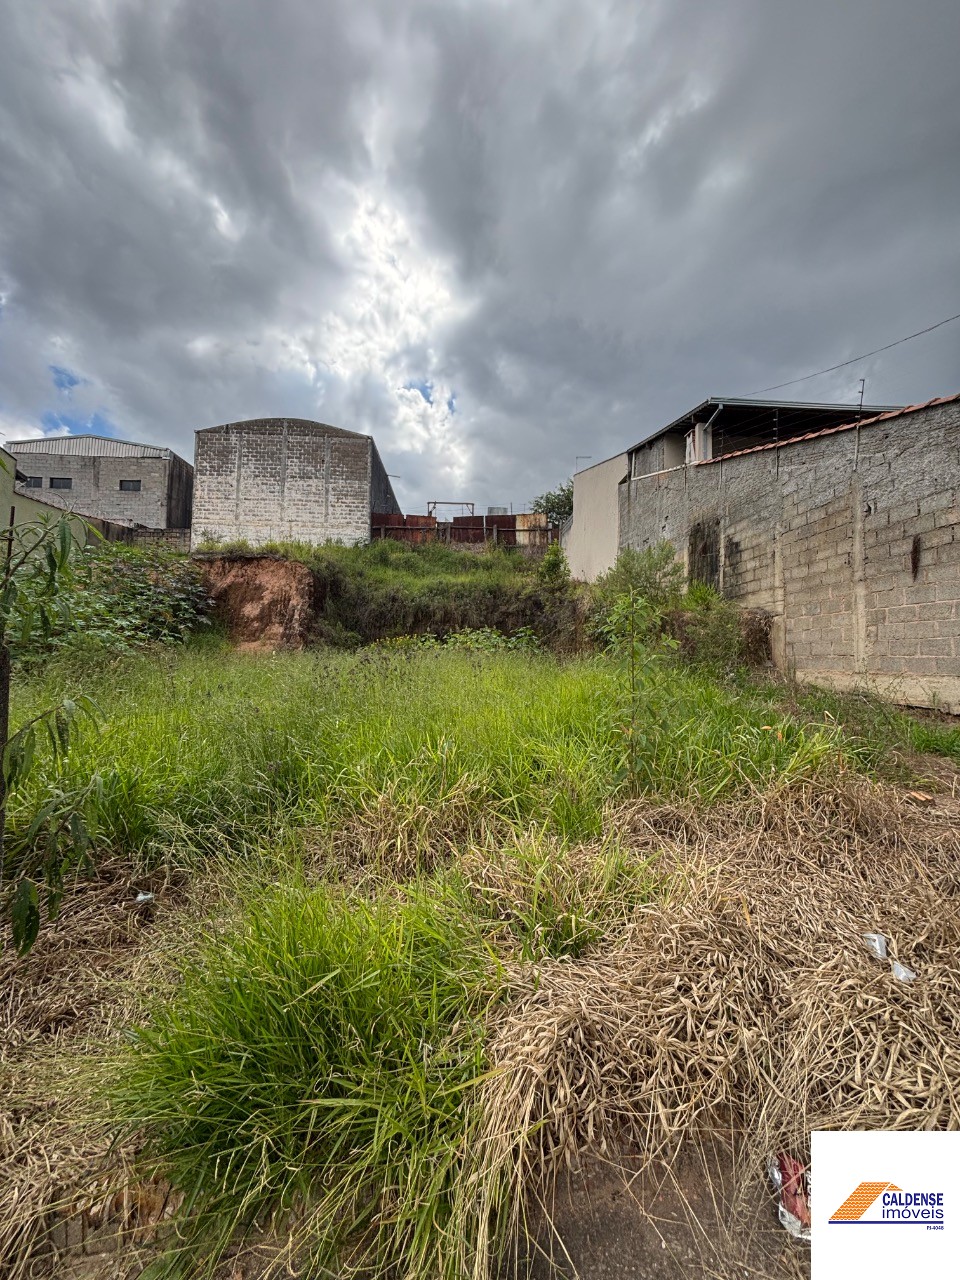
[3,629,959,1279]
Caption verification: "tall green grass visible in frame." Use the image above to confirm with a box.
[112,837,659,1278]
[10,645,862,868]
[114,882,500,1278]
[31,641,876,1279]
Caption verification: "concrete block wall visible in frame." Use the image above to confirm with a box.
[10,453,176,528]
[618,398,960,712]
[370,440,401,517]
[192,418,399,547]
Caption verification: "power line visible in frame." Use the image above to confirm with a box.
[746,311,960,395]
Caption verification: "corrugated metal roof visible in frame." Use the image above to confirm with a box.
[628,397,903,453]
[7,434,176,459]
[696,392,960,465]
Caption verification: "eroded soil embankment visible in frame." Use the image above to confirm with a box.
[198,555,320,649]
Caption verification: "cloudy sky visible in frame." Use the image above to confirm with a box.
[1,0,958,512]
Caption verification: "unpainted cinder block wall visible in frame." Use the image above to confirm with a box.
[192,418,400,548]
[10,452,179,528]
[618,399,960,712]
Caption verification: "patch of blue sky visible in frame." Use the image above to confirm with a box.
[404,378,434,405]
[41,410,119,437]
[49,365,85,393]
[446,392,456,414]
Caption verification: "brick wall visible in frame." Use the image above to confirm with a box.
[192,418,397,547]
[619,399,960,712]
[9,452,176,528]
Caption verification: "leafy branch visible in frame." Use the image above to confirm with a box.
[0,504,100,954]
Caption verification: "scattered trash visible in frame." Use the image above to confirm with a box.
[134,891,156,905]
[863,932,918,981]
[863,932,888,960]
[767,1152,811,1242]
[904,790,934,805]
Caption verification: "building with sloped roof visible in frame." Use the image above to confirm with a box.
[569,392,959,712]
[566,397,902,581]
[7,434,193,529]
[192,417,400,548]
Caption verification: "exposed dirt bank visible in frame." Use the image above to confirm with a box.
[198,554,321,649]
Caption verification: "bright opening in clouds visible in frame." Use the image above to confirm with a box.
[1,0,958,509]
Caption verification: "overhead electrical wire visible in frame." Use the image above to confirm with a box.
[746,311,960,395]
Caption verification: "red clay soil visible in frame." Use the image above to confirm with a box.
[198,555,320,650]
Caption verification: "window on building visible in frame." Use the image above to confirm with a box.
[24,476,43,489]
[49,477,73,490]
[119,479,142,492]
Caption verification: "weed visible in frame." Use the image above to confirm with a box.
[11,542,211,661]
[666,590,748,674]
[453,833,658,962]
[7,646,865,883]
[774,682,960,770]
[112,880,505,1279]
[536,541,569,589]
[592,544,685,613]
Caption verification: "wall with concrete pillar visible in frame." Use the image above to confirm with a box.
[618,395,960,712]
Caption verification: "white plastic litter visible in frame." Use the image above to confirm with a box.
[891,960,918,983]
[863,932,887,959]
[134,891,156,904]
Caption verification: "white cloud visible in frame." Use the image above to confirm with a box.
[0,0,957,513]
[0,414,69,448]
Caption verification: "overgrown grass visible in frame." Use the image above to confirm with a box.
[111,833,660,1279]
[9,639,948,1279]
[746,679,960,772]
[199,536,534,589]
[114,882,499,1279]
[197,538,578,645]
[9,644,863,869]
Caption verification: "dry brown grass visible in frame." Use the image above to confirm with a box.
[465,777,960,1277]
[303,777,510,880]
[4,779,960,1280]
[0,865,217,1279]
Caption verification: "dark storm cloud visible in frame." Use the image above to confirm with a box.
[397,0,960,495]
[1,0,958,509]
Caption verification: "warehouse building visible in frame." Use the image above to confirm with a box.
[7,434,194,529]
[192,417,400,548]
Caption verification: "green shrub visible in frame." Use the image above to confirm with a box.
[11,542,211,660]
[536,540,570,588]
[593,543,684,612]
[667,586,747,673]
